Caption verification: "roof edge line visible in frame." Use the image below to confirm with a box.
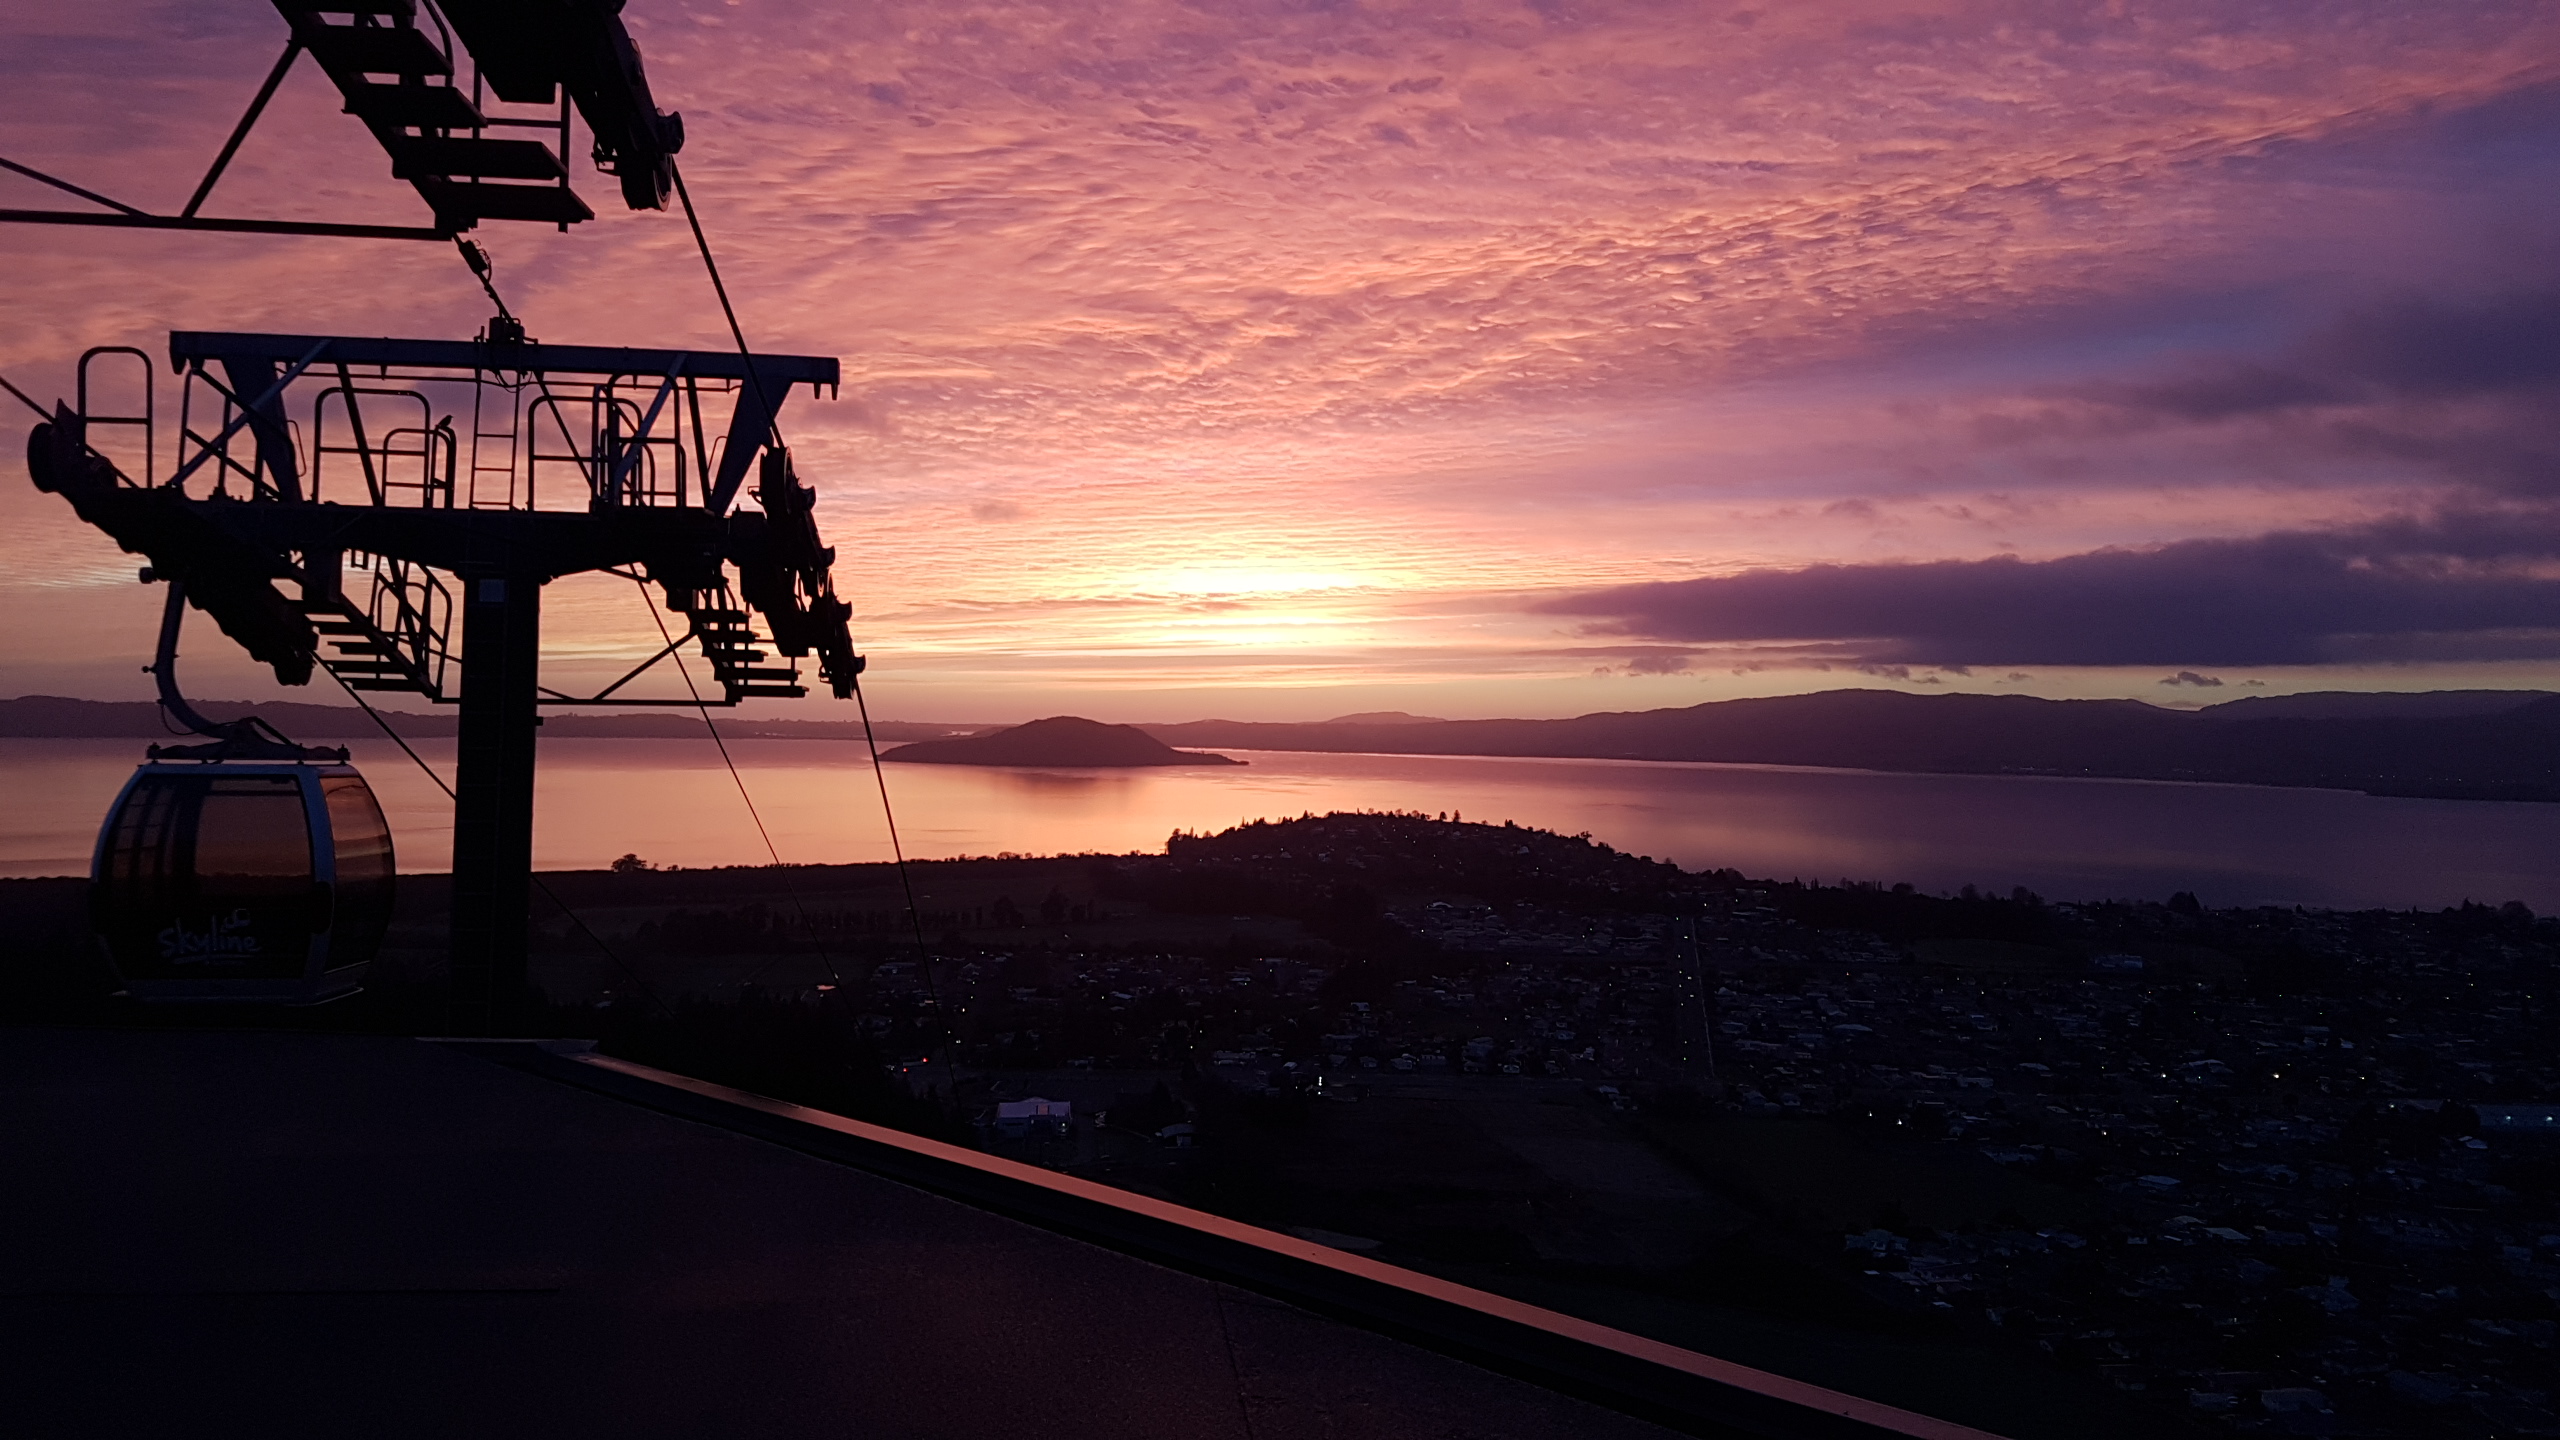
[434,1037,2009,1440]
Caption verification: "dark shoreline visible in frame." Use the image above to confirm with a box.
[15,685,2560,802]
[1140,688,2560,805]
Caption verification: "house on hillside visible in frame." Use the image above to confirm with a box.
[995,1097,1073,1140]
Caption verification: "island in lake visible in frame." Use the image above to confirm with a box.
[877,715,1244,767]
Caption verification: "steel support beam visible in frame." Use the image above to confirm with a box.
[0,209,454,242]
[705,361,805,515]
[170,331,836,388]
[180,497,732,588]
[181,40,305,219]
[449,567,543,1032]
[216,357,304,500]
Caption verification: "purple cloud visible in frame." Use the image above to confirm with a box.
[8,1,2560,713]
[1976,285,2560,492]
[1538,509,2560,667]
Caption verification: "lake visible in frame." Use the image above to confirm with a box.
[6,736,2558,910]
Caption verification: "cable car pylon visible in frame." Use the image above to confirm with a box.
[11,1,866,1033]
[27,320,855,1030]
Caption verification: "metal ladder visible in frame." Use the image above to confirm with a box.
[687,586,806,701]
[466,375,522,507]
[302,554,454,698]
[272,0,591,230]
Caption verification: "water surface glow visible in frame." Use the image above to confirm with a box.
[8,738,2559,912]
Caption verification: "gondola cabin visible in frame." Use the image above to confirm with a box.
[91,762,394,1004]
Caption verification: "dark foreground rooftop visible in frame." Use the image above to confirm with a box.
[0,1025,1995,1440]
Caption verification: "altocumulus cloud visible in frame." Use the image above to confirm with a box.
[1537,511,2560,668]
[1975,286,2560,493]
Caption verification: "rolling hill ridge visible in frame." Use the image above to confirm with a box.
[1140,689,2560,802]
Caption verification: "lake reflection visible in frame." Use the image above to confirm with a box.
[6,736,2559,911]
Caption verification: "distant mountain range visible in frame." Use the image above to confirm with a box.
[2177,690,2549,721]
[1323,710,1447,725]
[15,688,2560,801]
[880,716,1241,767]
[1139,689,2560,802]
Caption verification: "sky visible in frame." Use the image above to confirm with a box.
[5,0,2560,722]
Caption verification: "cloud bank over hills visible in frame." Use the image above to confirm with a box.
[1541,507,2560,669]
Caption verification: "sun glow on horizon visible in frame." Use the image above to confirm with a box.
[4,1,2560,715]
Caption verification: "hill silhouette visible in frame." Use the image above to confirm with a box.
[1324,710,1445,725]
[16,689,2560,800]
[880,716,1243,767]
[1141,688,2560,802]
[2190,689,2549,721]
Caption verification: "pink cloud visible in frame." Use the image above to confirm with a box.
[3,1,2559,715]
